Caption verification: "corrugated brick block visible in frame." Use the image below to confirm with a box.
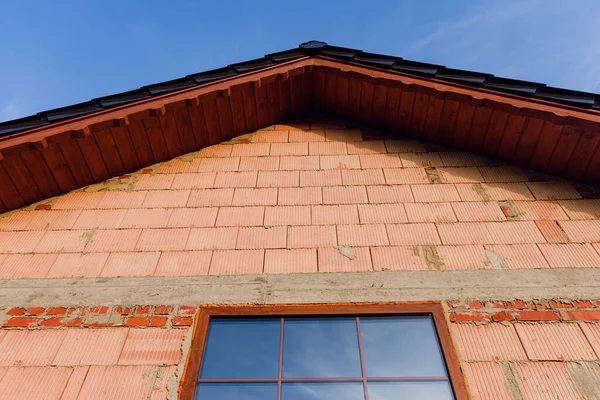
[0,231,44,253]
[52,191,105,210]
[535,220,568,243]
[366,185,414,203]
[142,189,190,207]
[187,188,234,207]
[359,154,402,169]
[538,243,600,268]
[308,142,347,155]
[437,223,492,245]
[238,156,279,171]
[384,168,429,184]
[77,365,157,399]
[278,187,322,205]
[559,220,600,242]
[580,323,600,357]
[0,211,33,231]
[318,247,372,272]
[209,249,264,274]
[387,223,441,245]
[186,227,238,250]
[257,171,299,187]
[73,209,126,230]
[167,207,218,228]
[264,206,311,226]
[136,228,190,251]
[252,129,288,143]
[320,155,361,170]
[232,188,278,205]
[478,166,528,182]
[288,226,337,248]
[237,226,286,249]
[411,184,460,202]
[216,207,264,227]
[61,365,89,399]
[337,224,389,246]
[486,221,545,244]
[170,172,216,189]
[132,174,175,190]
[24,210,81,230]
[527,181,582,200]
[322,186,368,204]
[97,191,147,209]
[0,330,67,366]
[270,142,308,156]
[0,366,73,399]
[439,152,487,167]
[560,199,600,220]
[197,156,240,172]
[515,362,588,400]
[461,362,513,400]
[53,328,128,366]
[342,169,385,185]
[264,249,318,273]
[515,323,596,360]
[405,202,457,223]
[157,157,201,173]
[230,143,271,157]
[437,245,490,270]
[34,230,88,253]
[357,204,407,224]
[101,252,160,277]
[371,246,428,271]
[438,167,484,183]
[453,323,526,360]
[198,144,232,157]
[0,253,58,279]
[385,139,426,153]
[279,155,320,170]
[150,365,177,399]
[485,244,549,269]
[346,140,386,154]
[213,171,257,188]
[47,252,109,278]
[119,328,185,364]
[452,202,506,221]
[119,208,172,229]
[84,229,142,252]
[289,129,325,142]
[513,201,569,220]
[399,152,443,168]
[478,183,535,201]
[325,128,362,142]
[300,170,342,186]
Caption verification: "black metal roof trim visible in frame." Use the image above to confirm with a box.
[43,101,104,123]
[230,57,275,73]
[266,49,305,62]
[0,115,49,135]
[95,89,152,108]
[142,78,197,96]
[187,67,237,84]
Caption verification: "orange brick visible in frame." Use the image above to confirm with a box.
[341,169,385,185]
[142,190,190,207]
[526,181,581,200]
[119,209,172,229]
[346,140,386,154]
[325,128,362,142]
[486,221,545,244]
[515,324,596,360]
[385,140,426,153]
[438,167,484,183]
[514,311,560,321]
[170,173,216,189]
[319,155,360,170]
[357,204,407,224]
[216,206,264,227]
[318,247,372,272]
[209,249,264,274]
[437,223,491,245]
[136,228,190,251]
[513,201,568,220]
[371,246,428,271]
[186,227,238,250]
[34,230,88,253]
[198,144,232,157]
[257,171,299,187]
[558,220,600,242]
[52,192,105,210]
[279,156,319,170]
[214,171,257,188]
[264,206,310,226]
[559,199,600,220]
[405,203,457,223]
[561,311,600,321]
[536,220,568,243]
[439,152,487,167]
[278,187,322,205]
[172,316,193,326]
[485,244,549,269]
[387,223,441,245]
[289,129,325,142]
[308,142,347,155]
[47,253,109,278]
[384,168,429,184]
[101,252,160,277]
[264,249,317,273]
[232,188,277,206]
[0,254,58,279]
[187,188,234,206]
[478,166,528,182]
[237,226,286,249]
[366,185,414,203]
[399,152,443,168]
[24,210,81,230]
[451,202,506,222]
[197,157,240,172]
[288,226,337,248]
[252,129,288,143]
[0,230,44,253]
[337,224,388,246]
[436,245,490,270]
[155,251,211,276]
[322,186,368,204]
[238,156,279,171]
[538,243,600,268]
[167,208,218,228]
[97,191,147,209]
[300,170,342,186]
[270,142,308,156]
[359,154,401,169]
[230,143,270,157]
[84,229,142,252]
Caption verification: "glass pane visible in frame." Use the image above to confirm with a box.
[282,382,365,400]
[367,381,454,399]
[282,318,361,378]
[195,382,277,400]
[360,316,447,377]
[200,318,280,378]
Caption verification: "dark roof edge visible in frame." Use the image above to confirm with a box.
[1,40,599,136]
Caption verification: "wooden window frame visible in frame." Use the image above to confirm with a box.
[179,302,469,400]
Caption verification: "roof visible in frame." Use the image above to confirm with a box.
[0,41,599,213]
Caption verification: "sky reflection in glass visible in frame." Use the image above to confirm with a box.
[282,382,364,400]
[195,382,277,400]
[368,381,455,399]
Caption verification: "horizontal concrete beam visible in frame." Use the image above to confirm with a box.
[1,269,599,307]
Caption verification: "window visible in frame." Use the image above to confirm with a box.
[180,303,468,400]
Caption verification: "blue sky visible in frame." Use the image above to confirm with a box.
[1,1,599,122]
